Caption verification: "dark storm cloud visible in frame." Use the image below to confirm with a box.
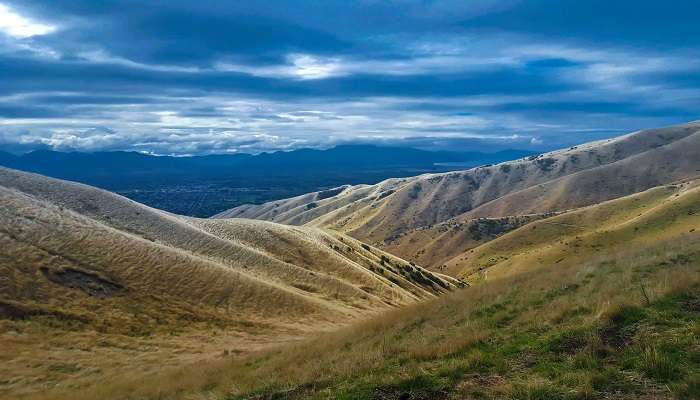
[0,0,698,154]
[463,0,700,49]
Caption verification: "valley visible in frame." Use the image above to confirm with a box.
[0,167,457,398]
[0,122,698,400]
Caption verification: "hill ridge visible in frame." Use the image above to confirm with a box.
[216,121,700,268]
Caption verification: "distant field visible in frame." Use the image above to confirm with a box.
[112,167,459,217]
[0,146,534,217]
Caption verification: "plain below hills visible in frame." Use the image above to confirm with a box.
[0,145,533,217]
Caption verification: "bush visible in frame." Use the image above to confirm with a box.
[408,183,423,199]
[535,157,557,171]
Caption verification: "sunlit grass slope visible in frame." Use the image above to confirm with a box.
[453,178,700,280]
[0,167,458,398]
[49,179,699,400]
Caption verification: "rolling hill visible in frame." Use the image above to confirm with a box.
[51,178,699,400]
[217,122,700,268]
[1,122,698,400]
[454,177,700,280]
[0,167,458,398]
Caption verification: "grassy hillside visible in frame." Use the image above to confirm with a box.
[0,167,458,398]
[39,179,699,400]
[453,178,700,280]
[382,213,556,270]
[217,122,700,267]
[2,123,699,400]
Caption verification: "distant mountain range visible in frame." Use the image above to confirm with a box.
[0,145,533,183]
[0,145,534,216]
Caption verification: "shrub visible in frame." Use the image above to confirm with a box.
[535,157,557,171]
[408,183,423,199]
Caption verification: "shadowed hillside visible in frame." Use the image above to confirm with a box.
[0,167,458,398]
[217,122,700,267]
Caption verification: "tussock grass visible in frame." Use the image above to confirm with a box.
[2,134,699,399]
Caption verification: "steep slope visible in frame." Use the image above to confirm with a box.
[60,180,700,400]
[452,177,700,280]
[217,122,700,266]
[381,212,557,269]
[0,167,458,398]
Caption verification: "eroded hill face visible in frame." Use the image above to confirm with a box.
[0,167,458,398]
[217,122,700,268]
[453,178,700,281]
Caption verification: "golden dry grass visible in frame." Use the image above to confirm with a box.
[34,224,698,400]
[382,213,552,270]
[452,178,700,280]
[0,167,458,398]
[26,177,699,400]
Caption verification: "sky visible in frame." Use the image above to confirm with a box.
[0,0,698,155]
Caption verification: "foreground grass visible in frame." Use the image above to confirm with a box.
[37,230,699,400]
[226,265,699,400]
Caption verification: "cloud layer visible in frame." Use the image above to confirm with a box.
[0,0,698,154]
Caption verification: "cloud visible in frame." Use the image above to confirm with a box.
[0,3,56,39]
[216,54,343,80]
[0,0,697,155]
